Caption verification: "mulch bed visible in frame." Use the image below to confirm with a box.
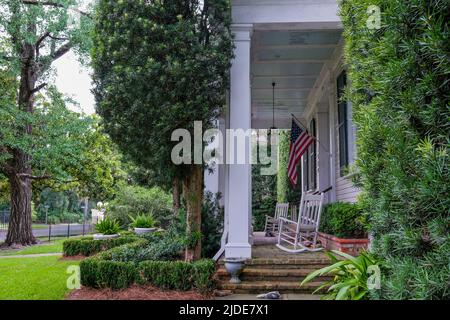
[67,285,211,300]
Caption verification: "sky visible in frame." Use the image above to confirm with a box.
[53,50,96,115]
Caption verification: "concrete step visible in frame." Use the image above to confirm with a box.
[219,258,331,269]
[216,267,333,282]
[218,280,325,294]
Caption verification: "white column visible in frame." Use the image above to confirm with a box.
[225,24,253,259]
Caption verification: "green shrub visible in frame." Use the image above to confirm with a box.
[63,236,139,257]
[80,258,137,289]
[129,213,157,228]
[95,218,121,235]
[320,202,367,238]
[340,0,449,299]
[139,259,216,292]
[192,259,216,293]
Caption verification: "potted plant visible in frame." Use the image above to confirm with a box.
[93,218,121,240]
[318,202,369,256]
[129,214,157,235]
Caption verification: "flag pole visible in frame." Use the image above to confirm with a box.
[290,113,330,154]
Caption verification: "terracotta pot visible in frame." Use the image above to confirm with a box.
[318,232,369,256]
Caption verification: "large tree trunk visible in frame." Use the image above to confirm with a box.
[5,159,36,246]
[182,165,203,261]
[4,40,37,247]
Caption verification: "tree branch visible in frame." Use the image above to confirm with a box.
[50,41,72,62]
[17,173,51,180]
[21,0,91,18]
[31,82,47,94]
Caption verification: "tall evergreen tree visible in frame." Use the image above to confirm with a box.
[92,0,233,260]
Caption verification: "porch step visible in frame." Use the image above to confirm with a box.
[218,280,325,294]
[218,258,331,270]
[216,267,332,282]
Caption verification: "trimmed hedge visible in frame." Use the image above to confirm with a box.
[140,259,216,293]
[80,256,216,292]
[77,235,216,292]
[80,258,137,289]
[63,236,140,257]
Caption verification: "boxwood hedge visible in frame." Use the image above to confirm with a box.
[74,236,216,292]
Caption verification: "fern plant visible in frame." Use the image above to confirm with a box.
[129,214,157,228]
[95,218,121,235]
[301,250,380,300]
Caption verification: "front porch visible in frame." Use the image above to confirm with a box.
[217,233,332,294]
[218,0,347,260]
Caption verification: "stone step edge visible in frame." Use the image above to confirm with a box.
[218,280,325,290]
[216,268,329,277]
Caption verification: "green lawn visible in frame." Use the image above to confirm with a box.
[0,256,79,300]
[0,238,65,256]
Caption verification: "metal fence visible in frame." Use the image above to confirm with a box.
[0,209,9,230]
[0,207,94,242]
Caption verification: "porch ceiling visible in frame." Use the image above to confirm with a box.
[251,29,342,129]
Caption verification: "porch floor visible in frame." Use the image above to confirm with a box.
[251,232,329,262]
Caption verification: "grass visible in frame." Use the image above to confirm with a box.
[0,256,80,300]
[0,238,66,256]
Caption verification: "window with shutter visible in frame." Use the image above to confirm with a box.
[337,70,349,176]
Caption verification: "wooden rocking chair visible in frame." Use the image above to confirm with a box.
[264,203,289,237]
[276,193,324,253]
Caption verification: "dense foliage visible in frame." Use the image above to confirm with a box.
[200,191,224,258]
[276,130,302,206]
[252,162,277,231]
[320,202,367,239]
[340,0,449,299]
[105,184,172,228]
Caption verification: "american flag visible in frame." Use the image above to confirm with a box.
[288,118,315,185]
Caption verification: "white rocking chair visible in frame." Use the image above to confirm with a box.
[276,193,324,253]
[264,203,289,236]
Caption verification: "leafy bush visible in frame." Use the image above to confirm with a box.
[201,192,223,258]
[129,214,157,228]
[340,0,449,299]
[95,218,121,235]
[63,235,140,257]
[301,250,380,300]
[140,259,216,293]
[106,185,172,228]
[80,258,137,289]
[320,202,367,238]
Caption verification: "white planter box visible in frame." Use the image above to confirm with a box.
[93,233,119,241]
[134,227,157,235]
